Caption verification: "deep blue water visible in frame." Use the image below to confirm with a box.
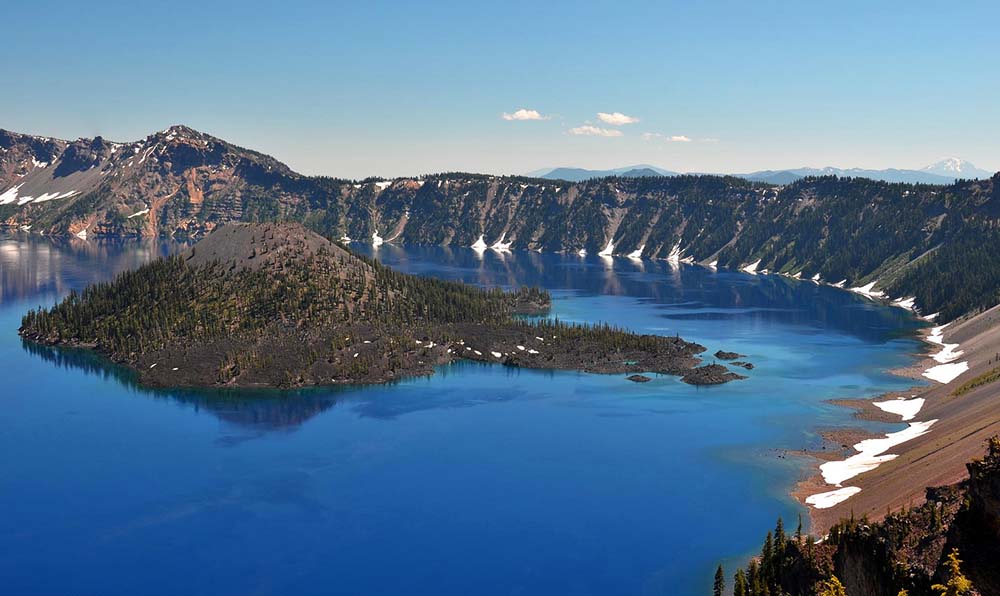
[0,235,924,596]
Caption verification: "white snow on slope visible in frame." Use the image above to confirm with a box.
[927,324,963,363]
[873,397,924,421]
[490,233,512,252]
[742,259,761,274]
[923,361,969,384]
[892,297,916,311]
[0,184,25,205]
[806,486,862,509]
[819,420,938,486]
[850,281,886,299]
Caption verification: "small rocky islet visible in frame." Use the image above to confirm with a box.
[19,223,749,389]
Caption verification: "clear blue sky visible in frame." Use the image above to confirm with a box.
[4,0,998,178]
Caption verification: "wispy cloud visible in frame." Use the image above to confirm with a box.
[568,125,624,137]
[501,108,549,121]
[642,132,692,142]
[597,112,640,126]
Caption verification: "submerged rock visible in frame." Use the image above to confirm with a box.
[627,374,652,383]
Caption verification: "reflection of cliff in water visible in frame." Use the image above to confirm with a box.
[0,232,185,303]
[357,245,925,344]
[22,340,340,432]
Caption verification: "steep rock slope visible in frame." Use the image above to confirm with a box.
[3,125,1000,321]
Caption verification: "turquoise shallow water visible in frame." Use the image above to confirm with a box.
[0,235,923,595]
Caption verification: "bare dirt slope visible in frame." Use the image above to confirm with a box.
[808,304,1000,531]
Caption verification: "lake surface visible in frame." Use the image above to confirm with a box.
[0,234,923,596]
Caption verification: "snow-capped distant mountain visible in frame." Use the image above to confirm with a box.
[920,158,992,180]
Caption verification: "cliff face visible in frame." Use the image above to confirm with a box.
[3,125,1000,320]
[949,437,1000,595]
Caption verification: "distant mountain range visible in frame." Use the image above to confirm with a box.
[531,159,993,184]
[527,165,678,181]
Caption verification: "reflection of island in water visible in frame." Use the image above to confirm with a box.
[22,339,536,432]
[23,340,340,431]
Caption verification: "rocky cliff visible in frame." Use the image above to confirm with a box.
[731,437,1000,595]
[3,125,1000,320]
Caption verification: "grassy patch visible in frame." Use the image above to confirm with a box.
[952,366,1000,397]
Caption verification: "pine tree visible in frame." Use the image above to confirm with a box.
[714,564,725,596]
[733,569,748,596]
[931,549,973,596]
[817,576,847,596]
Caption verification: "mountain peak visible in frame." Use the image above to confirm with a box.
[921,157,991,179]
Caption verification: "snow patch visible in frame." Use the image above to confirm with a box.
[666,243,681,264]
[127,208,150,218]
[850,281,887,300]
[598,240,614,257]
[873,397,924,421]
[806,486,862,509]
[372,231,384,246]
[627,245,644,260]
[0,184,25,205]
[927,324,963,364]
[471,235,488,251]
[742,259,761,274]
[820,420,938,486]
[490,233,512,252]
[923,361,969,384]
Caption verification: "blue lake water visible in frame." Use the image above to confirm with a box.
[0,235,924,595]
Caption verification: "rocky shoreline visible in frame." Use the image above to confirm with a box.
[790,306,1000,534]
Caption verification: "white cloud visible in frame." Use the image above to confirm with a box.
[642,132,692,142]
[597,112,640,126]
[568,125,624,137]
[502,108,548,121]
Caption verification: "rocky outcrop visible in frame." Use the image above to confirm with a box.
[732,437,1000,595]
